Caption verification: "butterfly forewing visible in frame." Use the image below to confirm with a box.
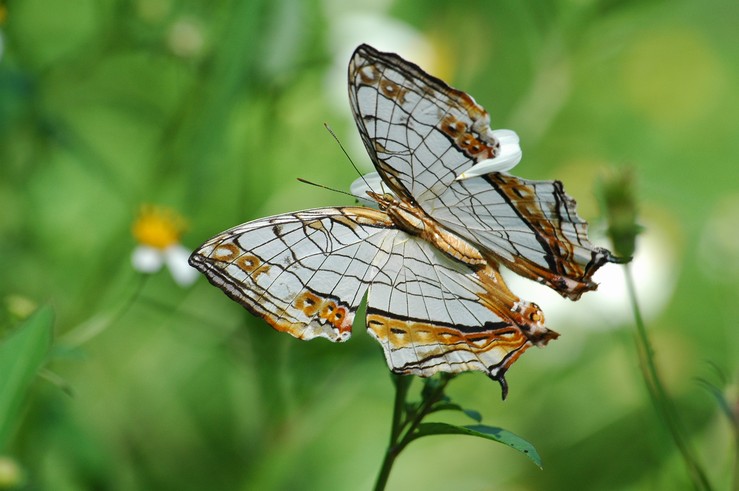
[190,206,543,395]
[190,207,396,342]
[348,44,502,203]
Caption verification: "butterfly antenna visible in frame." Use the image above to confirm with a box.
[296,178,356,199]
[323,123,373,193]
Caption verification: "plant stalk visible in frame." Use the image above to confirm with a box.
[373,374,453,491]
[374,373,411,491]
[623,264,712,491]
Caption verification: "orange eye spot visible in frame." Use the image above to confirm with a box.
[359,66,380,84]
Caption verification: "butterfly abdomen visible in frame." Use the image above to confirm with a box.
[370,191,487,267]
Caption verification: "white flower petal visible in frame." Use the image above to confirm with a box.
[164,244,199,287]
[131,245,164,273]
[455,129,522,180]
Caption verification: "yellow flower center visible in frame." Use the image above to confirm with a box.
[132,205,187,249]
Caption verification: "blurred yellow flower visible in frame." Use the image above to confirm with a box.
[131,205,198,286]
[0,456,24,489]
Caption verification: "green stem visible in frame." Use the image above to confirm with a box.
[373,374,455,491]
[623,264,713,491]
[734,423,739,491]
[729,396,739,491]
[397,376,452,449]
[374,373,411,491]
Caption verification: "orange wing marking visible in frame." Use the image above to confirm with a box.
[294,290,352,339]
[212,243,271,281]
[439,114,496,160]
[367,312,532,376]
[474,264,559,346]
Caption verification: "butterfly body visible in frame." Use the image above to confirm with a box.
[368,190,487,266]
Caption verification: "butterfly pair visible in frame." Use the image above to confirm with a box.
[189,44,617,398]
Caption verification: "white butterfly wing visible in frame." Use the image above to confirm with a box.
[190,207,396,342]
[348,44,505,203]
[364,235,556,398]
[349,44,617,299]
[426,173,616,299]
[190,205,553,396]
[190,44,617,397]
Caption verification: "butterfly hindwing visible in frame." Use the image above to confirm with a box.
[427,173,616,299]
[363,235,554,396]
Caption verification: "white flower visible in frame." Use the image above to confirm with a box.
[167,17,205,59]
[455,129,523,180]
[502,219,677,333]
[131,206,199,287]
[324,10,437,114]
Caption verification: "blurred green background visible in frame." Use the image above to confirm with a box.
[1,0,738,489]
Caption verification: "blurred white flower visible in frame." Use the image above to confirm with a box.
[323,8,439,171]
[167,17,205,59]
[503,218,677,333]
[131,205,198,287]
[698,194,739,283]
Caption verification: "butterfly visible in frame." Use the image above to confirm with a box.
[189,44,618,399]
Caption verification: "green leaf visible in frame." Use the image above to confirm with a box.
[411,422,542,468]
[429,402,483,422]
[0,306,54,449]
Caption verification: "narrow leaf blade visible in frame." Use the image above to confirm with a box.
[0,306,54,448]
[413,422,542,468]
